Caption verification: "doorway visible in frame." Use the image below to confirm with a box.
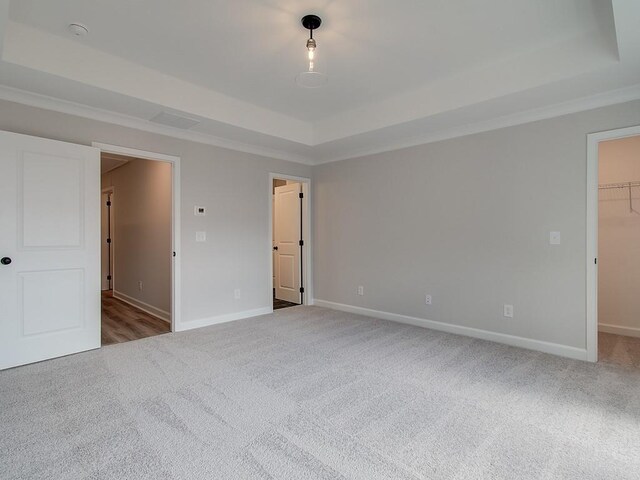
[587,125,640,365]
[595,134,640,367]
[270,174,311,310]
[95,144,181,344]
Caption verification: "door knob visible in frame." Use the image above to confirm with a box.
[1,257,11,265]
[273,246,278,251]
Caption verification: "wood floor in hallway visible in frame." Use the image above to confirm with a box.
[101,291,171,345]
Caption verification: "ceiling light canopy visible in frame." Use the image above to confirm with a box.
[295,15,327,88]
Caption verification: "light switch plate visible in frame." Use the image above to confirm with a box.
[196,231,206,242]
[549,231,561,245]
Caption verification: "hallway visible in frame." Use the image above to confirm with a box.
[101,291,170,345]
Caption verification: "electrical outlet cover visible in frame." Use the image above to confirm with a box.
[503,304,514,318]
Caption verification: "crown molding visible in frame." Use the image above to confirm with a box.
[2,82,639,167]
[0,84,314,165]
[314,83,640,165]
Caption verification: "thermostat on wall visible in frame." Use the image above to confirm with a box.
[194,206,206,216]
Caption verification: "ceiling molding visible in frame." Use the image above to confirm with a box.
[1,83,639,167]
[314,83,640,165]
[0,84,314,165]
[3,21,314,144]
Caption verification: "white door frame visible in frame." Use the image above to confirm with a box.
[101,186,115,291]
[92,142,181,332]
[586,124,640,362]
[269,173,312,307]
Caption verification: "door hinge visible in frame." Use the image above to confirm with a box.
[299,192,304,199]
[106,200,111,207]
[173,251,176,257]
[595,258,597,265]
[299,240,304,246]
[300,287,305,293]
[106,238,112,244]
[107,275,112,280]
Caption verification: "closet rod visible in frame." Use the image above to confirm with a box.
[598,181,640,190]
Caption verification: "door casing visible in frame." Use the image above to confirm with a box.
[93,143,181,332]
[268,173,312,307]
[586,124,640,362]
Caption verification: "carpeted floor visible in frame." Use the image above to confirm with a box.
[1,306,639,479]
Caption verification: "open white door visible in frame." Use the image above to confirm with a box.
[0,131,100,370]
[274,183,301,304]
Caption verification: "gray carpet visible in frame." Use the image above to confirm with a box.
[1,306,640,480]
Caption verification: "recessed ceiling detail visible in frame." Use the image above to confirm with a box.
[1,0,639,164]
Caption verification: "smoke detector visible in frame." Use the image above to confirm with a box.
[68,23,89,37]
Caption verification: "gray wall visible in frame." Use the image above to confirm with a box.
[102,158,172,316]
[313,100,640,350]
[0,99,311,326]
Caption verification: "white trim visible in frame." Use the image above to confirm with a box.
[269,173,313,306]
[175,307,272,332]
[94,143,180,163]
[1,83,640,166]
[112,290,170,323]
[599,323,640,339]
[316,84,640,165]
[0,85,313,165]
[586,124,640,362]
[101,187,115,291]
[92,142,182,333]
[314,299,588,361]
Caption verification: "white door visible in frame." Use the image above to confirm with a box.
[0,131,101,370]
[274,183,301,304]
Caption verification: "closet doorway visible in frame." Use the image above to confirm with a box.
[270,174,311,311]
[590,131,640,368]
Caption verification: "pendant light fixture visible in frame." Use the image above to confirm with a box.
[295,15,328,88]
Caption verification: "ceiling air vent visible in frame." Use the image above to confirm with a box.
[149,112,200,130]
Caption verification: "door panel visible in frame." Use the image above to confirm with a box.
[20,269,84,336]
[21,152,83,248]
[0,130,100,370]
[274,183,301,304]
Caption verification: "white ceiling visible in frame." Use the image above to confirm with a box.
[0,0,639,164]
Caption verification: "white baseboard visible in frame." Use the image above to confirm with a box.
[313,299,588,361]
[175,307,273,332]
[599,323,640,338]
[112,290,171,323]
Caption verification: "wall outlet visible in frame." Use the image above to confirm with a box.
[549,231,561,245]
[196,231,206,242]
[425,294,432,305]
[357,285,364,296]
[138,281,143,291]
[234,288,241,300]
[194,206,206,216]
[503,304,514,318]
